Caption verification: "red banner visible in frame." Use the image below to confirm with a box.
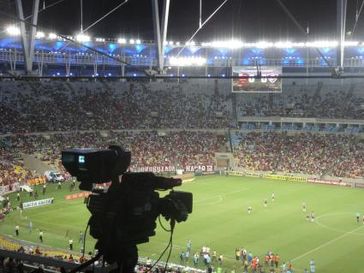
[65,192,90,200]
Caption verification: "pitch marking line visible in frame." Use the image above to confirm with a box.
[315,212,364,236]
[291,224,364,262]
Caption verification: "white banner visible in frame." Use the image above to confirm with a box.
[130,165,214,173]
[23,198,54,209]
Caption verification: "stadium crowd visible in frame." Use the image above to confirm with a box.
[0,79,362,187]
[1,80,364,135]
[236,85,363,119]
[234,132,364,178]
[1,131,226,178]
[0,130,363,188]
[0,80,232,134]
[0,147,34,186]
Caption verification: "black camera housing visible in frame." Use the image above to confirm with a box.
[62,146,131,187]
[61,146,193,264]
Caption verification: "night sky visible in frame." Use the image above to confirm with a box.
[0,0,363,42]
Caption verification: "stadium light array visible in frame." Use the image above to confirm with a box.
[344,41,359,46]
[5,25,20,36]
[169,56,207,66]
[185,41,196,46]
[255,41,274,49]
[3,23,362,50]
[305,41,338,48]
[35,31,45,39]
[76,33,91,42]
[201,40,361,49]
[48,33,57,40]
[274,41,294,48]
[117,38,127,44]
[203,40,244,49]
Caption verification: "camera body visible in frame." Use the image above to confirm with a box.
[61,146,192,264]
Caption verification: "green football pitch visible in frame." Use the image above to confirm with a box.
[1,175,364,273]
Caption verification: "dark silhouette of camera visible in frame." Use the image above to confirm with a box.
[62,146,192,270]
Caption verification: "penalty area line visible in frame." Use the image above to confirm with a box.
[291,225,364,262]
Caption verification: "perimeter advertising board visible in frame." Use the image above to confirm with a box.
[22,198,54,209]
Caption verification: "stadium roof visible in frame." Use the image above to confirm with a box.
[0,0,363,41]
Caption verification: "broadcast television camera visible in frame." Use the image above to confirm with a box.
[61,146,192,272]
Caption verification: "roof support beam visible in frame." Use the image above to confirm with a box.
[152,0,170,74]
[15,0,40,75]
[337,0,347,70]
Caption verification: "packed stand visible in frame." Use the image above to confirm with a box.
[0,146,35,186]
[0,80,232,134]
[236,83,364,119]
[2,131,226,174]
[234,132,364,178]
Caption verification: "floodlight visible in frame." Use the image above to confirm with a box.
[136,39,141,44]
[76,33,91,42]
[274,41,293,48]
[96,37,105,42]
[306,41,338,48]
[169,56,207,66]
[344,41,359,47]
[210,40,244,49]
[255,41,274,49]
[35,31,45,39]
[48,33,57,40]
[227,40,244,49]
[5,25,20,36]
[117,38,127,44]
[293,42,305,47]
[129,39,135,44]
[186,41,196,46]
